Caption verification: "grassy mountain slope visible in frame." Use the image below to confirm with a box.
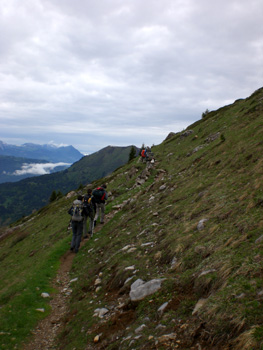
[0,88,263,349]
[0,145,136,225]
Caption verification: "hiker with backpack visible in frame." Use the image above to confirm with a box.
[83,188,96,239]
[68,194,89,253]
[92,184,108,226]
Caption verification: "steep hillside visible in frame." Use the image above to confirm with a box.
[0,145,136,225]
[0,88,262,350]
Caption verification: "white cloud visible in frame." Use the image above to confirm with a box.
[13,162,71,176]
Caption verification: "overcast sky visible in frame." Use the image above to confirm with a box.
[0,0,262,154]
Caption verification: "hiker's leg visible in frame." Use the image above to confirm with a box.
[94,203,99,222]
[71,221,78,249]
[75,222,83,253]
[83,215,88,237]
[100,203,105,223]
[88,213,94,236]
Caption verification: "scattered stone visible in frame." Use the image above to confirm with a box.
[94,334,101,343]
[41,292,50,298]
[197,219,208,231]
[127,247,137,253]
[36,308,45,313]
[141,242,154,247]
[94,278,102,286]
[125,265,135,271]
[192,298,207,315]
[158,302,169,315]
[130,279,163,302]
[198,269,216,278]
[93,308,109,318]
[135,324,146,333]
[122,244,135,251]
[181,130,193,138]
[69,278,78,284]
[148,335,154,340]
[170,256,178,269]
[158,333,177,343]
[159,184,166,191]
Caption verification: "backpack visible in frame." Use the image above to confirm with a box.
[71,203,83,222]
[83,195,93,214]
[141,149,146,158]
[92,187,106,203]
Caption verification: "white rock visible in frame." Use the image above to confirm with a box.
[135,324,146,334]
[36,308,45,313]
[192,298,207,315]
[198,269,216,277]
[125,265,135,271]
[93,308,109,318]
[70,278,78,283]
[158,302,169,315]
[141,242,154,247]
[94,278,102,286]
[41,292,50,298]
[130,279,163,302]
[197,219,208,231]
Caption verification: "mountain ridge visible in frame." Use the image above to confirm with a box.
[0,141,83,163]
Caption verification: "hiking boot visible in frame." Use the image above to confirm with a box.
[94,220,97,227]
[83,235,88,239]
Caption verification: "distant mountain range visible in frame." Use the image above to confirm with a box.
[0,141,84,184]
[0,145,138,225]
[0,141,83,163]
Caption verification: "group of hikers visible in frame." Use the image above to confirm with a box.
[68,146,154,254]
[68,184,108,253]
[140,146,154,163]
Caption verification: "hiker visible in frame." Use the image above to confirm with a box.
[140,148,147,162]
[92,184,108,226]
[83,188,96,239]
[68,194,88,253]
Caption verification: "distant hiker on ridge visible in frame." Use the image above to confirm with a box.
[140,146,154,163]
[68,194,89,253]
[83,188,96,239]
[92,184,108,226]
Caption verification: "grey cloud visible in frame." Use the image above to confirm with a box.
[0,0,262,154]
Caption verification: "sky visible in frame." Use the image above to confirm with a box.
[0,0,262,155]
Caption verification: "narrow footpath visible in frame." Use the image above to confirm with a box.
[23,239,87,350]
